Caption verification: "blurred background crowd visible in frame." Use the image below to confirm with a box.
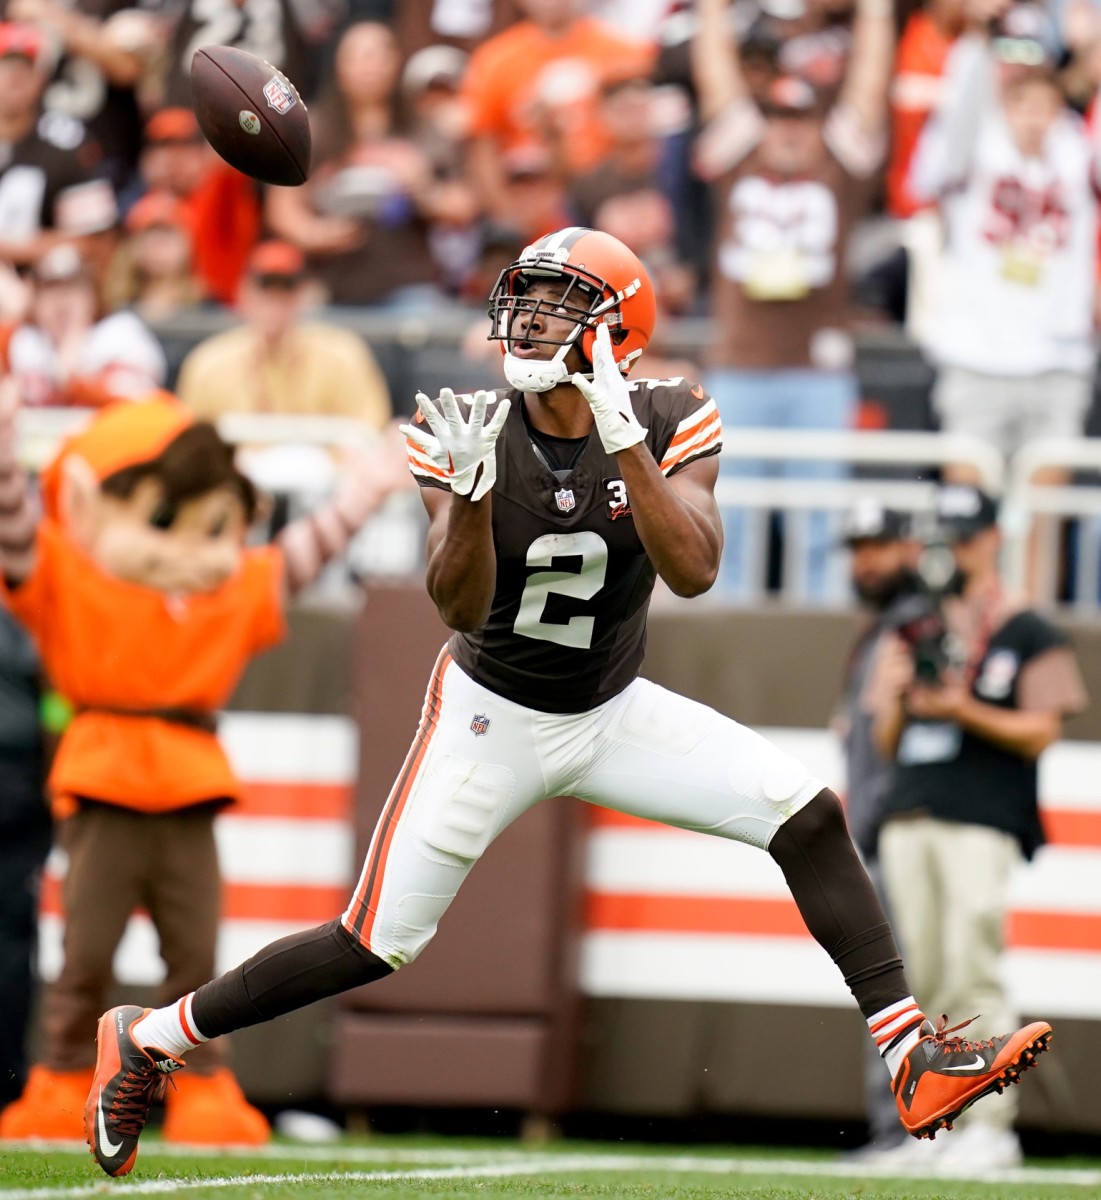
[2,0,1101,604]
[2,0,1099,393]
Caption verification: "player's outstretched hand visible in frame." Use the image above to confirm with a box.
[571,322,647,455]
[401,388,511,502]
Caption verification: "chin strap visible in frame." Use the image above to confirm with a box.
[502,347,572,393]
[502,326,640,393]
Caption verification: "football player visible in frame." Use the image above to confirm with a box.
[85,228,1052,1177]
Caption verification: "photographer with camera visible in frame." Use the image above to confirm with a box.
[867,484,1087,1169]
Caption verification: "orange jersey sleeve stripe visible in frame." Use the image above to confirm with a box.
[406,438,448,480]
[660,426,722,474]
[660,403,722,474]
[342,648,451,949]
[665,400,719,452]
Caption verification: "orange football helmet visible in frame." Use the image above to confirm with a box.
[488,226,657,392]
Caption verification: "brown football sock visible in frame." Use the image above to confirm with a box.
[768,788,910,1020]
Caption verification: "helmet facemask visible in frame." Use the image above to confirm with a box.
[488,263,643,393]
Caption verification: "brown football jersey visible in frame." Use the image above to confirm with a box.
[410,378,722,712]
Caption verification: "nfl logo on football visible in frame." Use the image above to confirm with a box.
[470,713,491,736]
[554,488,575,514]
[263,75,297,114]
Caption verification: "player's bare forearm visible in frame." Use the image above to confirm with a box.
[839,0,895,136]
[871,698,905,760]
[951,696,1062,760]
[692,0,746,121]
[616,448,722,596]
[423,489,496,631]
[45,5,144,85]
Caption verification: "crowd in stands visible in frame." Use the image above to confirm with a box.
[0,0,1099,595]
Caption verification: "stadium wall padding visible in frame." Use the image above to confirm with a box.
[80,589,1101,1132]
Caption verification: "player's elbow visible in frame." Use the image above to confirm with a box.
[665,558,720,598]
[433,592,491,633]
[441,608,485,633]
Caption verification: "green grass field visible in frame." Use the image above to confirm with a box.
[2,1136,1100,1200]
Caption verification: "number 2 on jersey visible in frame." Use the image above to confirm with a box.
[513,532,608,649]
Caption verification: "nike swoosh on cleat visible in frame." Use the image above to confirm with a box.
[97,1089,124,1156]
[939,1054,988,1072]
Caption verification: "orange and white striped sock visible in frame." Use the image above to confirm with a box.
[131,994,208,1059]
[869,996,928,1078]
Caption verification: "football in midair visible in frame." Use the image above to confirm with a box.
[189,45,311,186]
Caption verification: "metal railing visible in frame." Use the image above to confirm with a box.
[1003,437,1101,610]
[713,428,1004,605]
[16,409,1101,610]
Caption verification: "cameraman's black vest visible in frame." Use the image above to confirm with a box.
[880,611,1066,860]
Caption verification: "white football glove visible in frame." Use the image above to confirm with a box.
[400,388,511,502]
[570,321,647,455]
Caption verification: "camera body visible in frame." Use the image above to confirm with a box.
[887,534,961,685]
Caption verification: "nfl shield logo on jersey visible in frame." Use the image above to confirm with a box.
[263,75,297,114]
[554,488,575,513]
[470,713,491,736]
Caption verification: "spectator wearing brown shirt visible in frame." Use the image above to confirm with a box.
[693,0,893,604]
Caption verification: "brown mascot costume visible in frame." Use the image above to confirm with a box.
[0,389,407,1143]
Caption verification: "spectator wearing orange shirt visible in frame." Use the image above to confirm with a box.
[888,0,965,218]
[138,108,261,306]
[461,0,655,224]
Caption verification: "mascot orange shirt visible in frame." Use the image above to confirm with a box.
[1,399,285,817]
[0,386,407,1147]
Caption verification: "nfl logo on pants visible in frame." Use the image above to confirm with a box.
[470,713,490,736]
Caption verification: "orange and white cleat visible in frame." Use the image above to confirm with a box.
[893,1014,1052,1140]
[84,1005,184,1177]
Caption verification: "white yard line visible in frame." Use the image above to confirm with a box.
[2,1147,1100,1197]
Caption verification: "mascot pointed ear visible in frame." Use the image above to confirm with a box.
[57,454,102,552]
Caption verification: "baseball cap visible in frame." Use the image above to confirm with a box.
[32,243,92,286]
[993,4,1058,66]
[401,44,467,95]
[933,485,999,541]
[246,239,306,284]
[842,497,909,546]
[0,23,43,66]
[502,142,553,181]
[145,107,203,145]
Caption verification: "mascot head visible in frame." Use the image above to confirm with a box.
[43,396,259,594]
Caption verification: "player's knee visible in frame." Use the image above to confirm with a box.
[334,916,400,980]
[769,786,847,859]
